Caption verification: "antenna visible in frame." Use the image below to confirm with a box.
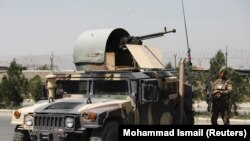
[181,0,192,67]
[174,54,177,69]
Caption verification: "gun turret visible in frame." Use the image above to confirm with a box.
[120,27,176,47]
[73,27,176,71]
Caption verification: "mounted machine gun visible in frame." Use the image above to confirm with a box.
[119,27,176,48]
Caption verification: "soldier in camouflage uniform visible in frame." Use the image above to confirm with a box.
[211,66,233,125]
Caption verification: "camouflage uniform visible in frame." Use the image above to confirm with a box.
[211,67,233,125]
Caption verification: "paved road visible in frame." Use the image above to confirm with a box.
[194,101,250,125]
[0,115,15,141]
[1,100,249,141]
[195,117,250,125]
[193,101,250,115]
[1,114,250,141]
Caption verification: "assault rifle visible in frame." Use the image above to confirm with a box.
[206,81,213,112]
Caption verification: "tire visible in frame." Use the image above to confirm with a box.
[172,104,188,125]
[90,121,119,141]
[101,121,119,141]
[13,129,31,141]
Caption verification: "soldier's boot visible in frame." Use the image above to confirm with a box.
[222,111,230,125]
[211,113,219,125]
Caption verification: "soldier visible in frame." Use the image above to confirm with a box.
[210,66,232,125]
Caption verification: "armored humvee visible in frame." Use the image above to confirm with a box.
[11,28,193,141]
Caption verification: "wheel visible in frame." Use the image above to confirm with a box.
[13,129,31,141]
[101,121,118,141]
[90,121,119,141]
[172,104,188,125]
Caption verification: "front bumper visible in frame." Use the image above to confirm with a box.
[31,113,81,141]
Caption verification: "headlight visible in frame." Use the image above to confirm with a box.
[65,117,74,128]
[81,112,97,122]
[24,115,33,126]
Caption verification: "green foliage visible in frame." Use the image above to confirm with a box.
[207,50,249,105]
[227,68,243,101]
[186,71,207,101]
[21,75,29,98]
[165,61,173,69]
[0,83,1,104]
[0,60,27,107]
[244,76,250,101]
[29,75,42,102]
[187,50,250,116]
[209,50,225,82]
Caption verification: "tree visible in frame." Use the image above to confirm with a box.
[245,76,250,101]
[29,75,42,102]
[165,61,173,69]
[0,82,3,106]
[0,60,28,107]
[187,49,249,101]
[209,50,226,82]
[21,75,29,98]
[207,50,249,114]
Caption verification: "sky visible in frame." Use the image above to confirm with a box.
[0,0,250,68]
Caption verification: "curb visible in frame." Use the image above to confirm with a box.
[0,109,13,116]
[195,117,250,124]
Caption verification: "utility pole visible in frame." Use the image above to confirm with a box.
[50,52,54,71]
[174,54,177,69]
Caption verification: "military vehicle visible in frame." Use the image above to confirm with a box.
[11,27,193,141]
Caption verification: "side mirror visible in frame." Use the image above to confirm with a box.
[55,83,64,99]
[141,79,158,103]
[40,85,47,100]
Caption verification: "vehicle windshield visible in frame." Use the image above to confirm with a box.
[55,79,129,99]
[56,80,88,94]
[92,80,129,98]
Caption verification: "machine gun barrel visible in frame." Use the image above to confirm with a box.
[119,27,176,47]
[136,28,176,40]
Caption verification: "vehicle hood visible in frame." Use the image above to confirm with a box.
[34,97,134,115]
